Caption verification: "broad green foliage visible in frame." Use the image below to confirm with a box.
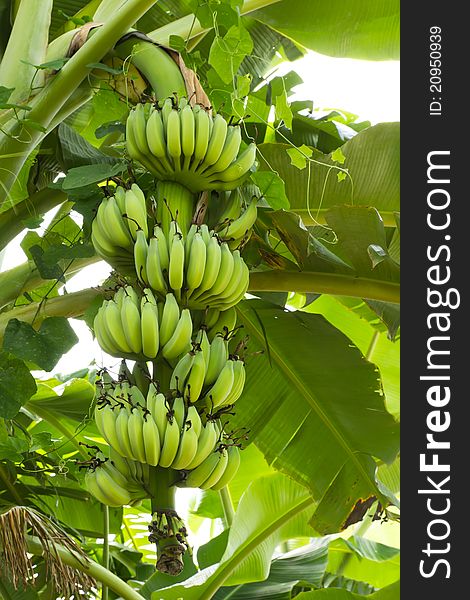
[0,0,400,598]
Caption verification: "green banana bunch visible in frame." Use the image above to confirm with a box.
[91,184,149,270]
[93,288,193,361]
[182,444,241,490]
[84,456,148,507]
[127,101,257,192]
[137,223,250,310]
[215,196,258,250]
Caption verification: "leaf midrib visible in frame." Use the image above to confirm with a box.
[238,304,380,497]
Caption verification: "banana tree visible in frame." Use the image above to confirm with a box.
[0,1,400,599]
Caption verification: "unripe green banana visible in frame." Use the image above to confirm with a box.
[149,392,168,441]
[215,250,244,303]
[161,97,173,127]
[142,414,161,466]
[159,417,180,468]
[172,396,186,430]
[159,293,180,346]
[125,184,148,239]
[126,109,159,174]
[153,225,170,271]
[146,106,167,158]
[184,449,220,488]
[204,308,221,330]
[216,261,249,310]
[216,189,243,225]
[205,335,229,385]
[95,404,117,448]
[146,237,168,295]
[180,104,195,169]
[198,114,228,171]
[94,306,121,356]
[162,308,193,360]
[171,425,198,470]
[141,300,160,358]
[101,300,132,354]
[210,143,257,183]
[134,229,149,284]
[94,465,133,506]
[208,306,237,339]
[222,359,245,406]
[211,445,241,490]
[127,408,146,463]
[219,197,258,241]
[187,406,202,437]
[170,352,194,393]
[115,408,134,459]
[168,232,185,292]
[200,448,229,490]
[129,385,147,408]
[185,421,218,470]
[199,242,234,300]
[185,232,206,291]
[133,103,152,155]
[166,109,182,170]
[121,295,143,355]
[190,235,221,298]
[191,108,211,170]
[203,360,235,408]
[196,328,211,366]
[204,126,242,176]
[185,349,206,403]
[103,196,133,250]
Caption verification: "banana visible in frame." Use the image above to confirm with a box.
[127,407,147,463]
[186,406,202,437]
[114,187,127,214]
[159,417,180,468]
[198,114,228,170]
[170,351,194,393]
[150,393,168,441]
[94,465,132,506]
[222,359,245,406]
[200,242,234,300]
[185,349,206,403]
[134,229,149,284]
[115,408,134,459]
[211,445,241,490]
[171,425,198,470]
[208,306,237,339]
[121,295,143,355]
[133,103,152,155]
[215,250,244,303]
[146,382,160,413]
[209,143,257,183]
[204,126,242,176]
[146,237,168,295]
[205,335,228,385]
[94,307,120,356]
[204,308,221,330]
[191,108,210,170]
[200,448,229,490]
[146,108,173,173]
[185,232,206,291]
[103,196,133,250]
[85,470,115,506]
[161,97,174,127]
[142,414,161,466]
[197,328,211,366]
[162,308,193,360]
[199,224,211,246]
[166,109,182,170]
[203,360,234,408]
[125,184,148,239]
[185,421,219,470]
[129,385,147,408]
[172,396,186,430]
[96,405,121,450]
[141,300,160,358]
[216,261,249,310]
[184,450,220,488]
[180,104,195,168]
[159,293,180,346]
[101,300,132,354]
[153,225,170,271]
[184,223,198,256]
[168,232,185,292]
[216,189,242,226]
[190,235,221,298]
[219,197,258,241]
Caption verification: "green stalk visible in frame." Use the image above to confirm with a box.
[0,287,102,341]
[26,536,146,600]
[0,254,100,310]
[149,466,176,512]
[102,505,110,600]
[0,0,52,103]
[219,486,235,527]
[156,180,197,237]
[148,0,282,45]
[0,188,66,251]
[249,270,400,304]
[0,0,158,209]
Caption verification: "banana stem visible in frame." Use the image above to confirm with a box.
[149,466,176,511]
[156,180,197,237]
[26,536,146,600]
[219,486,235,527]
